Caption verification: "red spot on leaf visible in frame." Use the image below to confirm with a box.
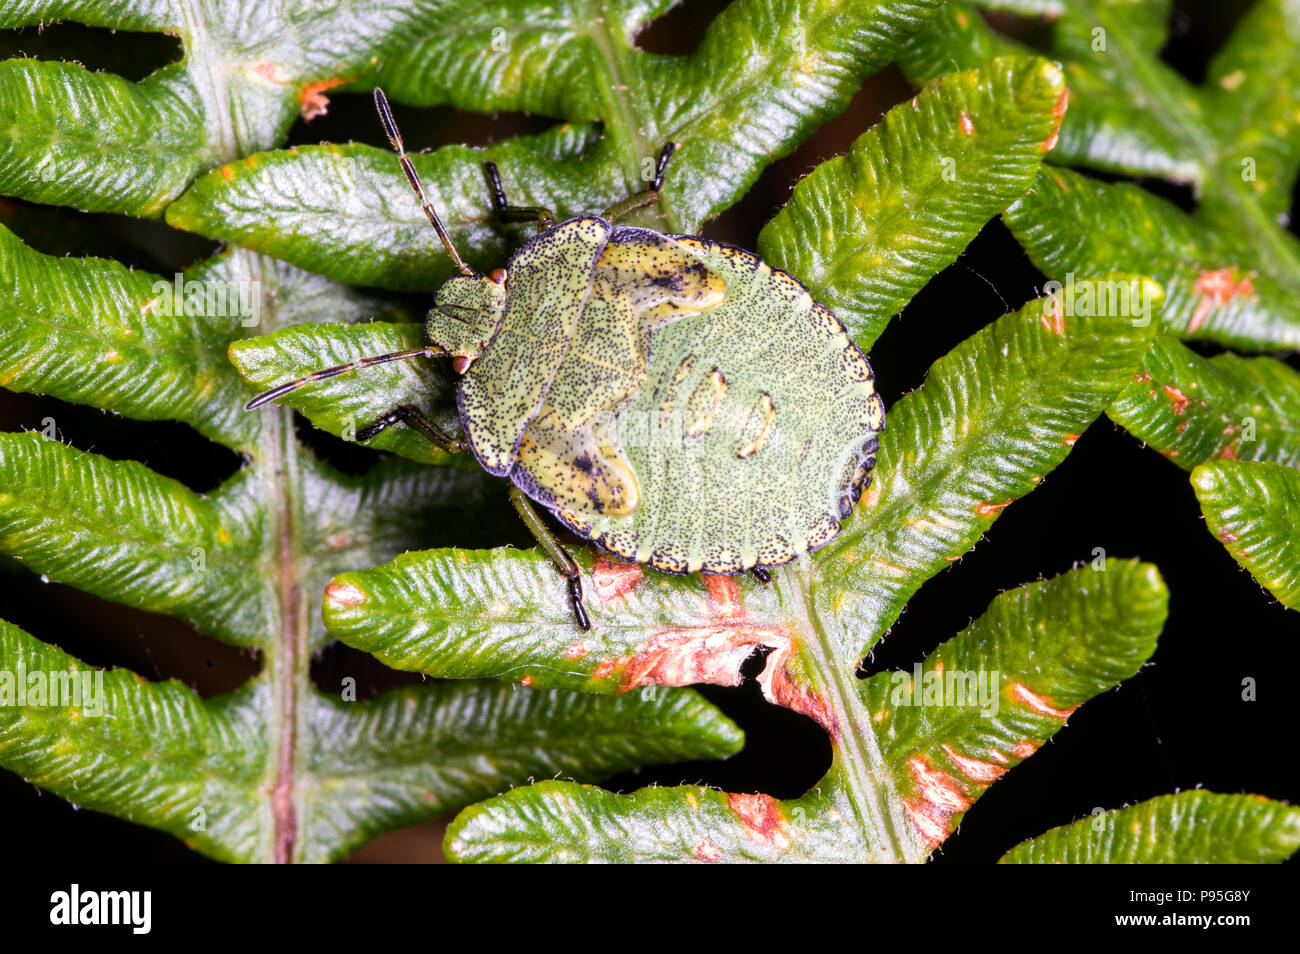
[702,573,743,619]
[975,499,1013,518]
[1043,86,1068,152]
[592,556,643,602]
[958,111,976,135]
[1220,529,1238,543]
[218,166,234,181]
[1162,385,1190,415]
[324,581,364,607]
[300,76,353,120]
[520,675,534,687]
[1010,682,1078,719]
[728,793,790,849]
[1133,371,1153,384]
[695,839,722,863]
[592,658,619,680]
[564,640,590,660]
[942,744,1007,783]
[251,62,283,81]
[1012,740,1038,759]
[1217,443,1239,460]
[1189,268,1256,332]
[1040,296,1065,334]
[1062,433,1080,446]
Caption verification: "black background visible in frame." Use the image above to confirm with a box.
[0,0,1295,865]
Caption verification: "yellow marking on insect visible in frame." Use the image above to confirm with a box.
[685,369,727,438]
[671,356,694,385]
[737,393,776,459]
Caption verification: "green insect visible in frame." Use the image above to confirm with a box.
[247,89,885,630]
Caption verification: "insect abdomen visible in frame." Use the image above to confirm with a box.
[553,235,883,575]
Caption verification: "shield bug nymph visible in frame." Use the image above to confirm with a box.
[246,88,885,631]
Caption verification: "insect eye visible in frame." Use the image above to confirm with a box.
[489,267,507,284]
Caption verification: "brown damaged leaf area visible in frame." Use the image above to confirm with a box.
[694,838,723,862]
[596,573,839,738]
[591,556,643,601]
[1189,268,1256,333]
[902,684,1080,847]
[727,792,791,849]
[616,624,785,690]
[1162,384,1191,415]
[902,739,1030,849]
[903,754,972,849]
[323,580,365,607]
[975,498,1013,518]
[1039,296,1066,335]
[299,77,354,120]
[1009,682,1079,720]
[1042,86,1069,153]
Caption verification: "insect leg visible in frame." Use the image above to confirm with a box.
[483,161,555,231]
[601,142,678,222]
[508,485,591,631]
[356,403,466,454]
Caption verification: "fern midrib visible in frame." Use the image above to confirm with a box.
[171,0,312,863]
[584,1,665,226]
[785,567,909,863]
[179,0,240,167]
[254,262,310,866]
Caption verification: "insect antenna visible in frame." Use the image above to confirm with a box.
[373,87,475,277]
[244,346,449,410]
